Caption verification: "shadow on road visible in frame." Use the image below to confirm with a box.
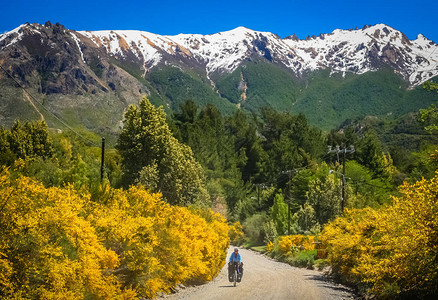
[304,274,355,295]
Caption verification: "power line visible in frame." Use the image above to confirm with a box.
[328,145,355,212]
[0,64,100,147]
[275,151,333,179]
[347,178,394,191]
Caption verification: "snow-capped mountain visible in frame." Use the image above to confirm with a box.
[1,22,438,131]
[1,22,437,87]
[283,24,438,85]
[76,24,438,86]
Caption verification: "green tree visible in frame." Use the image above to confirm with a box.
[242,213,268,245]
[306,175,343,225]
[0,120,53,164]
[260,108,324,183]
[420,104,438,133]
[423,81,438,93]
[345,160,393,207]
[225,110,267,183]
[0,127,14,165]
[293,202,319,234]
[173,101,250,212]
[117,97,209,205]
[289,169,314,212]
[270,192,288,235]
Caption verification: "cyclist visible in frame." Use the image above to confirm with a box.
[229,248,243,274]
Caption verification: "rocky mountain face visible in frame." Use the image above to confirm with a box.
[0,22,437,132]
[0,22,147,130]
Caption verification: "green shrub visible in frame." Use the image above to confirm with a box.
[242,213,267,245]
[292,250,317,269]
[314,259,328,271]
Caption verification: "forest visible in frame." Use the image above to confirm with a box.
[1,82,438,298]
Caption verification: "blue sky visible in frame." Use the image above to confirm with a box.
[2,0,438,42]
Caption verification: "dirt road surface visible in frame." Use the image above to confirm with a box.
[159,246,356,300]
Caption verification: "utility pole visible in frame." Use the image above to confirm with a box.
[253,183,267,207]
[100,137,105,182]
[328,145,355,212]
[288,202,290,235]
[257,184,260,206]
[282,170,294,235]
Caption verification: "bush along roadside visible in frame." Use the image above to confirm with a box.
[0,168,230,299]
[264,234,324,270]
[320,172,438,299]
[259,173,438,299]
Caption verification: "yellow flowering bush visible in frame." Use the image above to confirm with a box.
[266,241,274,253]
[265,234,317,268]
[276,235,315,256]
[228,221,245,245]
[0,168,229,299]
[0,169,130,299]
[321,173,438,298]
[320,207,380,284]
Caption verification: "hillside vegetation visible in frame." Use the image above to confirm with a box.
[216,63,438,129]
[0,82,438,298]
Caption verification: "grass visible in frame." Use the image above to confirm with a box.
[250,245,267,253]
[290,250,317,268]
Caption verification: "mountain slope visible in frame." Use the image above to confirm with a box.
[215,62,438,128]
[1,22,438,133]
[0,22,154,132]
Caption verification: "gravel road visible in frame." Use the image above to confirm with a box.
[159,246,357,300]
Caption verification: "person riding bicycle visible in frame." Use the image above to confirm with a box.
[229,248,243,274]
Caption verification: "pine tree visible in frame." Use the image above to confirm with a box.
[117,97,209,205]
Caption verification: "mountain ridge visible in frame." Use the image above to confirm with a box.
[1,21,438,133]
[2,22,437,86]
[75,23,438,86]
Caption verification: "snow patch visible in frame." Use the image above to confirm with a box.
[70,32,85,63]
[0,24,26,47]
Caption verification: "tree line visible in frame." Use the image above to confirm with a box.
[1,96,436,237]
[1,81,438,298]
[166,97,434,242]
